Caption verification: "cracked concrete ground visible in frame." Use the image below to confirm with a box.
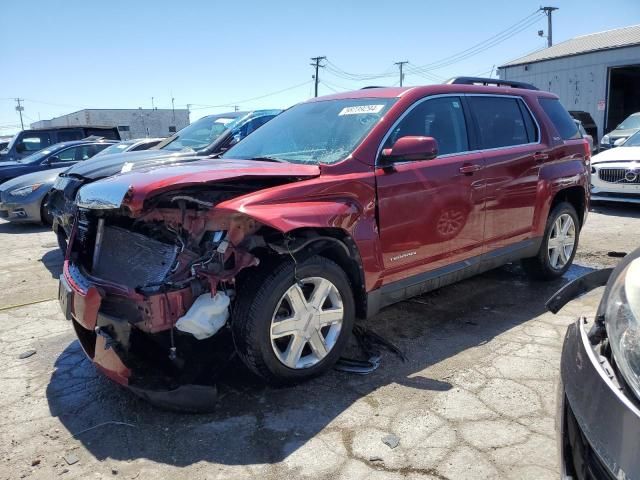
[0,203,638,480]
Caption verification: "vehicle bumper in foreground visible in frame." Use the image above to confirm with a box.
[59,261,220,411]
[559,319,640,479]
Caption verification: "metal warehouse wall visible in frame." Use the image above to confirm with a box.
[498,45,640,141]
[31,109,190,140]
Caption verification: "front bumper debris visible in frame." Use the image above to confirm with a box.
[60,262,223,412]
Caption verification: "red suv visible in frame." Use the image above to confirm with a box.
[59,78,590,396]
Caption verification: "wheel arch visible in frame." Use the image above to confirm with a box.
[550,186,587,227]
[256,226,368,319]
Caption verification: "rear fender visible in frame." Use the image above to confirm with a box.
[535,157,588,236]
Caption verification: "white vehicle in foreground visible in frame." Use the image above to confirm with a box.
[591,130,640,204]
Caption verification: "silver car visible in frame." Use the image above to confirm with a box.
[550,248,640,479]
[0,167,68,224]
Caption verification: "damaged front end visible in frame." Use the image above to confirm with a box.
[60,176,305,411]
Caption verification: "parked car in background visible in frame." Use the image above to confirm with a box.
[575,119,594,153]
[0,167,68,224]
[569,110,598,145]
[0,140,116,184]
[600,112,640,150]
[551,247,640,480]
[48,109,280,249]
[0,126,120,162]
[591,129,640,204]
[0,137,12,151]
[58,79,589,406]
[92,138,163,157]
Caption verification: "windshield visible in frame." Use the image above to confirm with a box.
[18,144,66,164]
[94,141,135,157]
[623,130,640,147]
[617,114,640,130]
[222,98,396,164]
[156,115,241,152]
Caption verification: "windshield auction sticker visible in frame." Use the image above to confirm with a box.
[338,105,385,116]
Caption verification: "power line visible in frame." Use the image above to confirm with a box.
[409,10,544,74]
[189,80,313,111]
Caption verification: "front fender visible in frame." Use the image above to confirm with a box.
[217,200,362,233]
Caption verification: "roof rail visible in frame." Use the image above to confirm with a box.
[360,86,386,89]
[444,77,538,90]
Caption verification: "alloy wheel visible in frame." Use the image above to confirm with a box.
[270,277,344,369]
[547,213,576,269]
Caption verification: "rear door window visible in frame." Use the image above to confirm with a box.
[384,96,469,156]
[468,96,536,149]
[56,145,94,162]
[539,98,580,140]
[20,133,51,152]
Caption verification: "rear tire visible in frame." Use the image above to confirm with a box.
[232,255,355,385]
[521,202,580,280]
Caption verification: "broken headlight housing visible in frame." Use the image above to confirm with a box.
[605,257,640,399]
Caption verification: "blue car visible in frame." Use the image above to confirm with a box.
[0,139,116,184]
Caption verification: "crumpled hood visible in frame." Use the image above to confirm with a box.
[76,159,321,214]
[61,149,196,180]
[592,146,640,164]
[0,167,68,191]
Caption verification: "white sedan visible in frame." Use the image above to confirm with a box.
[591,130,640,204]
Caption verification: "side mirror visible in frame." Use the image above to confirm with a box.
[15,143,25,153]
[45,155,60,165]
[380,136,439,164]
[613,137,626,147]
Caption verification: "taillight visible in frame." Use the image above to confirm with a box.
[583,139,591,162]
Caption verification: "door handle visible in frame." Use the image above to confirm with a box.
[533,152,549,163]
[459,164,482,174]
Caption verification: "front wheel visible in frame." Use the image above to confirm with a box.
[232,255,355,385]
[521,201,580,280]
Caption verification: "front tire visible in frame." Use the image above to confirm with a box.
[232,255,355,385]
[522,201,580,280]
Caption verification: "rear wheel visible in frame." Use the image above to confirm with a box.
[232,255,354,385]
[522,202,579,280]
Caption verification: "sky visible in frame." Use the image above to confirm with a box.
[1,0,639,136]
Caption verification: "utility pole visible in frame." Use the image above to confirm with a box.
[310,56,326,97]
[234,105,239,112]
[171,97,175,123]
[394,61,409,87]
[15,98,24,130]
[540,6,558,47]
[151,96,155,109]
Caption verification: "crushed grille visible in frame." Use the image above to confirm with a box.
[93,226,178,289]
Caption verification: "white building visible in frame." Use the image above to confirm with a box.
[31,108,190,140]
[498,24,640,141]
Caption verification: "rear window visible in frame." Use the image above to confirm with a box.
[468,96,537,149]
[539,98,580,140]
